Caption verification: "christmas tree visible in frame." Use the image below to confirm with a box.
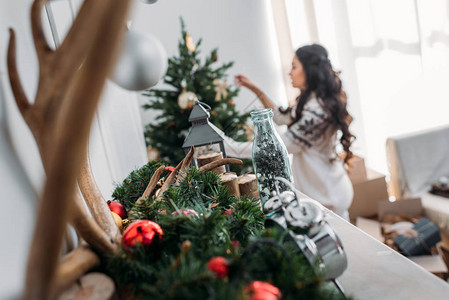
[142,18,250,172]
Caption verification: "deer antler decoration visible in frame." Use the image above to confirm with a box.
[7,0,133,298]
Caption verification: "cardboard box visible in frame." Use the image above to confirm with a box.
[346,155,367,184]
[356,198,447,274]
[378,197,423,220]
[348,168,389,220]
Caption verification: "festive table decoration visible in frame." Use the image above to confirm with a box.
[197,151,227,174]
[207,256,229,278]
[111,212,124,233]
[165,166,175,172]
[251,108,293,205]
[172,208,199,218]
[107,200,128,219]
[244,281,282,300]
[264,177,348,284]
[182,101,230,171]
[121,220,163,250]
[105,154,348,299]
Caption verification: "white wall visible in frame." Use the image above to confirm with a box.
[130,0,288,126]
[0,0,147,298]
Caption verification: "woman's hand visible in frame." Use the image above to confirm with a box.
[235,74,274,109]
[234,74,258,91]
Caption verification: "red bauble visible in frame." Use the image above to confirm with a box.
[231,240,241,249]
[244,281,282,300]
[172,208,199,218]
[121,220,163,249]
[224,208,235,219]
[207,256,229,278]
[165,166,175,172]
[107,200,127,219]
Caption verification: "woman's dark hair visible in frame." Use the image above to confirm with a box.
[289,44,354,164]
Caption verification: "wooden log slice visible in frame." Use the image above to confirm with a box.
[58,272,116,300]
[197,152,225,174]
[219,172,240,196]
[238,174,259,199]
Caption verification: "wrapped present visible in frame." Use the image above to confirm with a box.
[394,217,441,256]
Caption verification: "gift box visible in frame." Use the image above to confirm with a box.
[394,217,442,256]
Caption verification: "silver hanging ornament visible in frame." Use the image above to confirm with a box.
[139,0,159,4]
[111,30,167,91]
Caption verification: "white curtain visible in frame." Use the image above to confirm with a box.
[278,0,449,174]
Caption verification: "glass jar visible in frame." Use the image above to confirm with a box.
[250,108,293,206]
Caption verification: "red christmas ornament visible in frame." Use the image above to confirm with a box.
[121,220,163,250]
[229,99,235,106]
[107,200,127,219]
[172,208,199,218]
[224,207,235,219]
[207,256,229,278]
[244,281,282,300]
[165,166,175,172]
[231,240,241,249]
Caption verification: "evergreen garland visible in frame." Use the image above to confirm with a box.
[106,162,349,300]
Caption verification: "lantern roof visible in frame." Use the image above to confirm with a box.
[182,102,223,148]
[188,101,210,122]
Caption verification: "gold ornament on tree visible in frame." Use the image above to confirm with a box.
[185,33,196,52]
[213,79,228,101]
[177,79,197,109]
[147,146,161,161]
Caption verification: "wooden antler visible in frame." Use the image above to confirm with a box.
[199,158,243,172]
[71,194,117,254]
[128,165,166,219]
[50,245,100,299]
[156,147,194,199]
[129,147,195,219]
[8,1,121,250]
[7,0,133,299]
[175,146,195,185]
[78,147,121,243]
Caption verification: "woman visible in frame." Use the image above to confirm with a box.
[228,44,355,220]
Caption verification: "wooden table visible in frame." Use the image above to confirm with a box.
[327,211,449,299]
